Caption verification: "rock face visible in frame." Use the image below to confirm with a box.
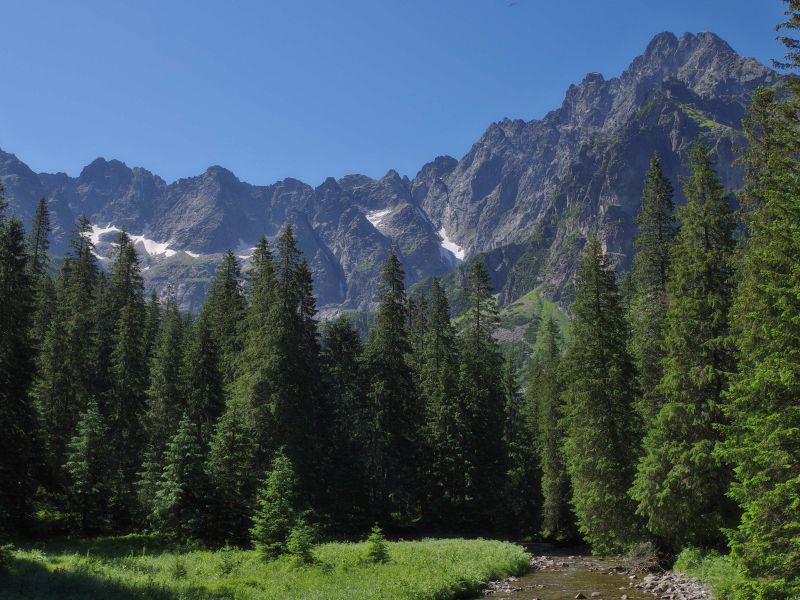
[0,32,776,312]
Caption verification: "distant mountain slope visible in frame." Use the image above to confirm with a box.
[0,32,776,312]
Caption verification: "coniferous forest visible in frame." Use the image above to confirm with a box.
[1,5,800,600]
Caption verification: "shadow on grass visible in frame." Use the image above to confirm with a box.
[15,534,171,559]
[0,555,179,600]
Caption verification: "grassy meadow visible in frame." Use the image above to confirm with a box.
[0,535,530,600]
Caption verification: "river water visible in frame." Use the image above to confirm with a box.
[482,546,655,600]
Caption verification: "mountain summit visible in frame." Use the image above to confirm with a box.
[0,32,776,312]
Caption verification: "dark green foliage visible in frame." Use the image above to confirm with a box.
[718,13,800,594]
[26,197,51,278]
[363,525,389,564]
[419,279,466,527]
[250,450,299,558]
[205,396,258,545]
[143,292,185,460]
[458,260,506,527]
[201,250,245,386]
[529,316,573,541]
[631,141,737,551]
[106,230,148,526]
[562,238,641,553]
[149,414,207,541]
[33,218,100,480]
[500,354,539,533]
[318,316,370,530]
[363,251,421,522]
[182,314,225,445]
[0,216,39,532]
[64,398,110,535]
[628,153,676,422]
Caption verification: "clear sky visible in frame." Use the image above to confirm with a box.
[0,0,787,186]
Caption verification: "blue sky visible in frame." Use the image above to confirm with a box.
[0,0,786,185]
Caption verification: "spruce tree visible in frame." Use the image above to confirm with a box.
[34,217,100,476]
[250,449,299,557]
[201,250,245,386]
[419,278,465,527]
[363,250,420,521]
[501,354,539,533]
[139,291,185,513]
[628,153,676,422]
[562,238,641,553]
[232,236,277,467]
[183,313,225,445]
[106,230,148,525]
[318,316,370,530]
[718,11,800,594]
[65,398,110,535]
[205,396,259,545]
[26,196,51,277]
[268,226,322,498]
[458,259,506,527]
[143,291,185,454]
[150,414,207,541]
[529,315,573,541]
[0,216,39,532]
[631,140,736,550]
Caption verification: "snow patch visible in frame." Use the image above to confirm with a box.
[88,224,177,258]
[438,226,466,262]
[366,208,393,232]
[185,250,201,259]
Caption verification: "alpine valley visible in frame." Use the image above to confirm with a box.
[0,31,777,313]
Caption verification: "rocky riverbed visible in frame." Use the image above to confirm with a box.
[482,552,712,600]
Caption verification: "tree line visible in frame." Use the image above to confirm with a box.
[1,5,799,596]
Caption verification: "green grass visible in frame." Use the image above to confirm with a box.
[0,535,530,600]
[673,547,743,600]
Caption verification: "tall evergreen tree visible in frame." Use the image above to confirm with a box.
[562,238,641,553]
[0,216,39,532]
[106,230,148,525]
[631,141,737,550]
[458,259,506,527]
[718,9,800,594]
[201,250,245,386]
[363,250,420,521]
[183,314,225,445]
[232,236,277,468]
[143,291,185,454]
[628,153,677,422]
[529,315,573,541]
[268,226,321,497]
[419,278,465,527]
[139,291,185,513]
[34,217,100,477]
[318,316,370,530]
[143,290,161,361]
[501,354,539,533]
[64,398,110,535]
[26,196,51,277]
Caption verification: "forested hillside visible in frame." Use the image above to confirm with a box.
[1,4,799,600]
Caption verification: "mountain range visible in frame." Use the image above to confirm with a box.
[0,31,777,313]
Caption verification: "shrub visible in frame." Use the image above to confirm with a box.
[363,525,389,564]
[673,547,742,599]
[0,544,14,571]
